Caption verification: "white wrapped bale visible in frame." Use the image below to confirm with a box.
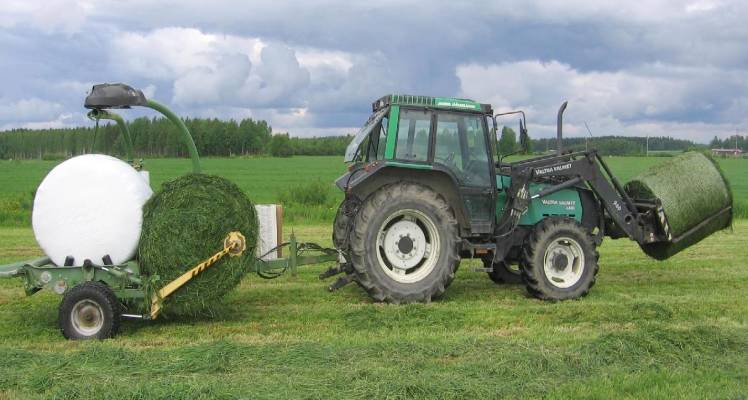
[32,154,153,266]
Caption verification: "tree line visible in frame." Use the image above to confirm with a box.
[0,117,352,159]
[709,135,746,151]
[0,117,716,160]
[499,127,702,156]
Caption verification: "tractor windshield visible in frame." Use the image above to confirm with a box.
[344,107,388,163]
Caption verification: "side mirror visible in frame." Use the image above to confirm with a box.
[84,83,148,109]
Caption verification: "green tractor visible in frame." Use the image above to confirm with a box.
[324,95,732,303]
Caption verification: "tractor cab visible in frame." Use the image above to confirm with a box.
[340,95,498,234]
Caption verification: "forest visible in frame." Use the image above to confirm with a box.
[0,117,351,159]
[1,117,739,159]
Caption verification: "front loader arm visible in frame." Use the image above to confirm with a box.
[505,151,664,245]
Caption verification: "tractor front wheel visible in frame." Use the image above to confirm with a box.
[483,257,523,284]
[59,282,121,340]
[348,182,460,303]
[521,218,599,300]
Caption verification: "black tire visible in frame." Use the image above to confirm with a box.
[59,282,121,340]
[484,257,523,284]
[348,182,460,303]
[521,218,599,301]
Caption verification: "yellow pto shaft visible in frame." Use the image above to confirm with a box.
[150,231,246,319]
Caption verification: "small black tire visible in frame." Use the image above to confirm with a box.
[348,182,460,303]
[484,257,523,284]
[59,282,121,340]
[521,218,599,301]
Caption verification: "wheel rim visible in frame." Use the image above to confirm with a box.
[70,299,104,336]
[376,209,440,283]
[542,236,585,289]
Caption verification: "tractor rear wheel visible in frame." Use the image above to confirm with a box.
[521,218,599,300]
[59,281,121,340]
[483,257,523,284]
[348,182,460,303]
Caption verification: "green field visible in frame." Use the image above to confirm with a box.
[0,155,746,227]
[0,155,746,398]
[0,223,746,398]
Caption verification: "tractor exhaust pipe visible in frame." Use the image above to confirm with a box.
[557,101,568,155]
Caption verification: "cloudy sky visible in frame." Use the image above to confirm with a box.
[1,0,746,142]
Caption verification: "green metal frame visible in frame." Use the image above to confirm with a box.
[145,99,201,174]
[0,234,337,317]
[0,257,144,299]
[87,99,202,173]
[87,109,136,163]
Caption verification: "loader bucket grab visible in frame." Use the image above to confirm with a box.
[625,152,733,260]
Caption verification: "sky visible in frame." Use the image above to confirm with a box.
[1,0,747,142]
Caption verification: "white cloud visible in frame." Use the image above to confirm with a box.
[111,27,238,80]
[0,98,64,121]
[457,60,748,142]
[111,28,315,107]
[20,113,75,130]
[141,84,157,99]
[686,0,722,13]
[0,0,89,34]
[296,48,353,72]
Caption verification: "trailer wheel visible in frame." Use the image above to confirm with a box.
[348,182,460,303]
[483,257,523,284]
[521,218,599,300]
[59,282,121,340]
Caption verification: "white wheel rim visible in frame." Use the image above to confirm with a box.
[376,209,440,283]
[71,299,104,336]
[542,236,585,289]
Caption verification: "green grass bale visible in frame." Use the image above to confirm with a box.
[624,152,732,260]
[139,174,258,316]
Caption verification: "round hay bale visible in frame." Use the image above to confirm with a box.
[138,174,258,316]
[624,152,732,260]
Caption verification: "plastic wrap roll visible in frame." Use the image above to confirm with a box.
[32,154,153,266]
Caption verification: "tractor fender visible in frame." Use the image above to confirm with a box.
[336,163,471,233]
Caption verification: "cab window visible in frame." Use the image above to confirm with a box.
[434,112,491,186]
[395,109,431,162]
[367,116,388,161]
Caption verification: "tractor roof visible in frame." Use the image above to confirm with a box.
[373,94,492,114]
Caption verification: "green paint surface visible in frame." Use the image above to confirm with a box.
[433,97,482,111]
[384,105,400,160]
[496,175,582,224]
[385,161,432,170]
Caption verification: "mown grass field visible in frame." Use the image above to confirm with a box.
[0,224,746,399]
[0,155,746,399]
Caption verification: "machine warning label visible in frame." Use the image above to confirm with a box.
[534,163,572,176]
